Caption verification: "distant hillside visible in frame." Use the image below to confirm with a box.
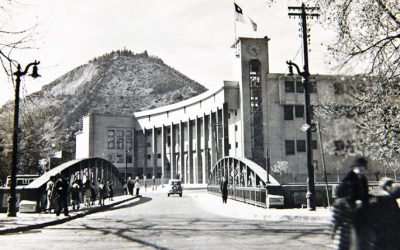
[0,49,207,175]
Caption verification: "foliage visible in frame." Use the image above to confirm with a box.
[315,1,400,166]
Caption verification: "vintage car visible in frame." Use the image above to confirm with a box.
[168,179,182,197]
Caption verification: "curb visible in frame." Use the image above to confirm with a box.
[0,196,140,235]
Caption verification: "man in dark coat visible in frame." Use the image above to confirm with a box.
[334,157,369,250]
[336,157,369,208]
[54,175,69,216]
[220,176,228,203]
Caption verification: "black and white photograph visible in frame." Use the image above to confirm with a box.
[0,0,399,249]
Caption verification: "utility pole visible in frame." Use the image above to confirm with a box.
[288,3,319,211]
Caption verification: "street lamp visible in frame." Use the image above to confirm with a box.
[286,60,316,211]
[125,149,129,181]
[8,61,40,217]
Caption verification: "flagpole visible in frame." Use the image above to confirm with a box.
[233,1,237,41]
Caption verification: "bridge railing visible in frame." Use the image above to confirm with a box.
[208,156,283,208]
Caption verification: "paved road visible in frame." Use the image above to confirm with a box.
[0,191,331,250]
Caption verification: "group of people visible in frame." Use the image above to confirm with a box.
[331,157,400,250]
[45,175,116,216]
[122,176,140,196]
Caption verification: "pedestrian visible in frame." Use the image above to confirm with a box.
[220,176,228,203]
[336,157,369,209]
[98,180,106,206]
[108,180,114,201]
[54,174,69,216]
[331,197,355,250]
[71,181,81,210]
[46,176,55,213]
[90,181,97,205]
[135,177,140,196]
[122,178,128,195]
[127,176,134,195]
[84,180,92,207]
[334,156,369,249]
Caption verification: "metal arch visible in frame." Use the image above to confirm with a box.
[209,156,280,187]
[26,157,124,191]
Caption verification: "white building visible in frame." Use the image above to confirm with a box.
[76,37,357,184]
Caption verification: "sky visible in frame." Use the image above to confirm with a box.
[0,0,337,106]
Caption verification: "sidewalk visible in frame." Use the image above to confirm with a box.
[0,194,139,235]
[189,191,332,223]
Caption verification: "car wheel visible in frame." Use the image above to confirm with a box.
[168,194,170,197]
[179,193,182,197]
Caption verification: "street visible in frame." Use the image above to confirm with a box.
[0,191,331,250]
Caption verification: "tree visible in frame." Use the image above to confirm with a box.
[318,1,400,165]
[271,161,291,183]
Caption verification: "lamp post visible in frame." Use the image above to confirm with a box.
[125,149,129,181]
[7,61,40,217]
[287,60,316,211]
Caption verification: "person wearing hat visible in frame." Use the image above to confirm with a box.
[336,156,369,208]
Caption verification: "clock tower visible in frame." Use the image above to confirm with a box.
[237,37,270,169]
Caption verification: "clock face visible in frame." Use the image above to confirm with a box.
[246,42,262,57]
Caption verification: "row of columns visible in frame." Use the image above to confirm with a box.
[142,106,229,184]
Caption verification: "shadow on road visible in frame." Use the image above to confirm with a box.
[108,196,152,212]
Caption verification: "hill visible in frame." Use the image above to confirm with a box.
[0,49,207,176]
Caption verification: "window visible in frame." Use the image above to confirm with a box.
[285,80,295,93]
[117,130,124,137]
[108,130,115,137]
[127,154,132,163]
[249,60,261,87]
[284,105,293,120]
[334,140,345,151]
[157,153,161,159]
[296,81,304,93]
[117,138,124,149]
[147,154,151,160]
[235,125,238,131]
[310,80,318,93]
[295,105,304,118]
[236,142,238,148]
[108,154,115,163]
[285,140,295,155]
[334,82,344,95]
[108,141,115,149]
[297,140,306,152]
[126,130,132,137]
[126,137,132,149]
[116,154,124,163]
[147,142,151,147]
[157,130,161,135]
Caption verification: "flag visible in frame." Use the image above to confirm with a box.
[234,3,257,31]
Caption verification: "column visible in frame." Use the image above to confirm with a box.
[222,103,229,157]
[152,127,157,178]
[187,118,193,184]
[210,111,216,167]
[202,113,208,184]
[170,123,175,179]
[179,121,184,182]
[161,125,166,183]
[195,116,201,184]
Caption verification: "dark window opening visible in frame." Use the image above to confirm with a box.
[285,80,295,93]
[284,105,293,120]
[295,105,304,118]
[296,81,304,93]
[285,140,295,155]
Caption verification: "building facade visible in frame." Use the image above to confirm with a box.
[75,37,356,184]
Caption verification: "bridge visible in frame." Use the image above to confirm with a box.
[207,156,284,207]
[0,157,124,212]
